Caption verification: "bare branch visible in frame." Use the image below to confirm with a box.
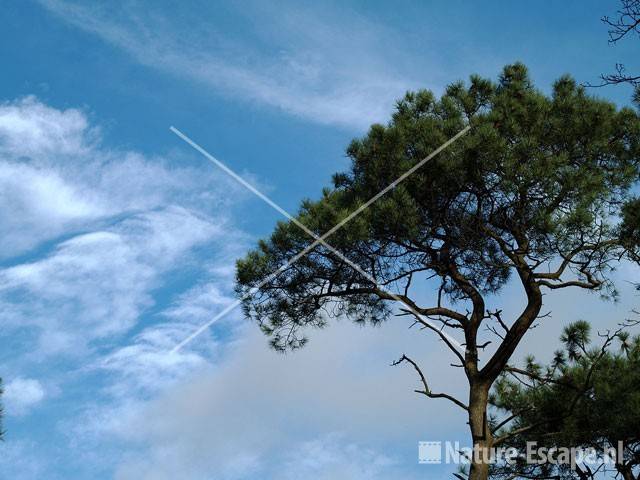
[392,354,469,411]
[603,0,640,43]
[399,308,466,365]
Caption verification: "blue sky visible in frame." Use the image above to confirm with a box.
[0,1,639,479]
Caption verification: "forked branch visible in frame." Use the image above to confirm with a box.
[392,354,469,411]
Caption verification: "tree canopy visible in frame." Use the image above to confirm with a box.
[237,63,640,353]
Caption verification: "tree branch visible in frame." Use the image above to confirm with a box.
[399,308,466,365]
[392,354,469,411]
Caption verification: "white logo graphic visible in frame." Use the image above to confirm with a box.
[419,441,442,464]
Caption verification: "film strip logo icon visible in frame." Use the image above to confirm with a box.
[418,441,442,464]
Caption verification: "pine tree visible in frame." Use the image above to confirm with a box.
[236,64,640,480]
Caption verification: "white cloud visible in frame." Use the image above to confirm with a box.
[3,377,46,415]
[0,207,226,357]
[162,281,237,325]
[1,161,103,220]
[97,315,218,401]
[0,95,267,480]
[0,96,265,479]
[0,160,106,256]
[0,97,105,256]
[0,96,247,367]
[0,96,94,157]
[39,0,420,129]
[0,96,249,259]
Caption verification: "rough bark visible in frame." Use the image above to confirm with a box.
[466,273,543,480]
[468,381,492,480]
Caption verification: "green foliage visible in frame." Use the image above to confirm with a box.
[236,63,640,351]
[621,197,640,249]
[490,322,640,479]
[560,320,592,361]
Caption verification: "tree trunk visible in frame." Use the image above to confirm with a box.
[468,381,492,480]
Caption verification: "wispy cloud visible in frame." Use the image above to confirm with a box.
[0,96,247,260]
[3,377,46,416]
[0,96,247,371]
[0,95,261,478]
[0,207,224,356]
[38,0,420,129]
